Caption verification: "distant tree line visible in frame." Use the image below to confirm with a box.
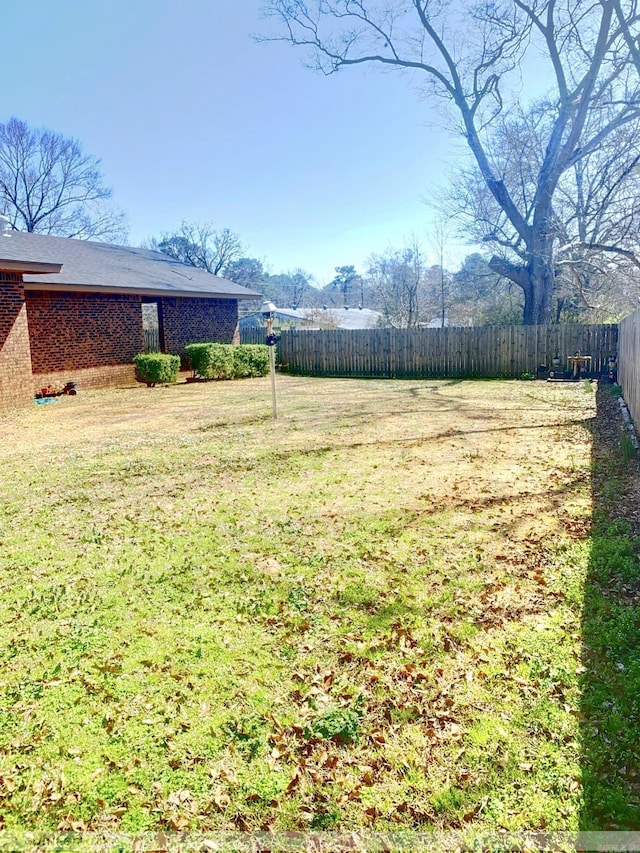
[4,110,640,327]
[145,218,640,327]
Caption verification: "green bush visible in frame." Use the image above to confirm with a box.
[185,343,235,380]
[133,352,180,387]
[233,345,269,378]
[185,343,270,380]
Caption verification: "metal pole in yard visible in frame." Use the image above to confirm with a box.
[261,300,278,419]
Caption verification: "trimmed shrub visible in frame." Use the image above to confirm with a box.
[133,352,180,387]
[233,344,270,378]
[185,343,270,380]
[185,343,235,380]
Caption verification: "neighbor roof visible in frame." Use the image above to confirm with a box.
[0,231,263,300]
[264,307,382,330]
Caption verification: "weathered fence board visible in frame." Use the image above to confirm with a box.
[143,327,160,352]
[239,328,267,345]
[619,310,640,427]
[275,324,617,380]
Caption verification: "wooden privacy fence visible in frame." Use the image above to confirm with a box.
[274,324,618,380]
[143,326,161,352]
[240,328,268,345]
[619,310,640,426]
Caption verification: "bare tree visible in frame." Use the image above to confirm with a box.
[444,102,640,320]
[450,252,523,325]
[428,217,453,327]
[0,117,127,242]
[613,0,640,76]
[286,268,314,308]
[553,118,640,319]
[252,268,316,307]
[367,239,430,327]
[262,1,640,324]
[148,221,244,276]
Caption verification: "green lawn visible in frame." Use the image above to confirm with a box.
[0,375,637,840]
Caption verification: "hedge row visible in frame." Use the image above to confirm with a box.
[133,344,270,386]
[185,343,269,380]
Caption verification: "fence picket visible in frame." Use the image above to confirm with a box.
[620,311,640,427]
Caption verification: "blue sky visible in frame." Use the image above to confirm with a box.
[4,0,469,285]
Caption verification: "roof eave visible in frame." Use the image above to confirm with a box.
[0,260,63,275]
[22,281,263,300]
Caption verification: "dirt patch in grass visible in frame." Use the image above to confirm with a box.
[0,376,605,835]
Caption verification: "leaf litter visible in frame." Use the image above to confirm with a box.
[0,377,601,835]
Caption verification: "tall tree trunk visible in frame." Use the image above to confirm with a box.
[488,256,535,323]
[525,258,555,325]
[490,223,555,325]
[526,214,555,325]
[492,256,554,325]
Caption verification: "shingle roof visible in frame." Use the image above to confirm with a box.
[268,307,382,330]
[0,230,262,300]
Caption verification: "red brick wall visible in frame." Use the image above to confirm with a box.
[33,364,137,393]
[0,289,240,403]
[161,297,239,352]
[25,290,144,374]
[0,272,33,410]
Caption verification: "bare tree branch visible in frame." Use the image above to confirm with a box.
[0,117,127,242]
[148,221,244,277]
[262,0,640,323]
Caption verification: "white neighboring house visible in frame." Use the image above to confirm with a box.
[240,306,382,331]
[425,316,450,328]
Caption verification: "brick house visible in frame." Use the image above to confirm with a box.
[0,229,262,411]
